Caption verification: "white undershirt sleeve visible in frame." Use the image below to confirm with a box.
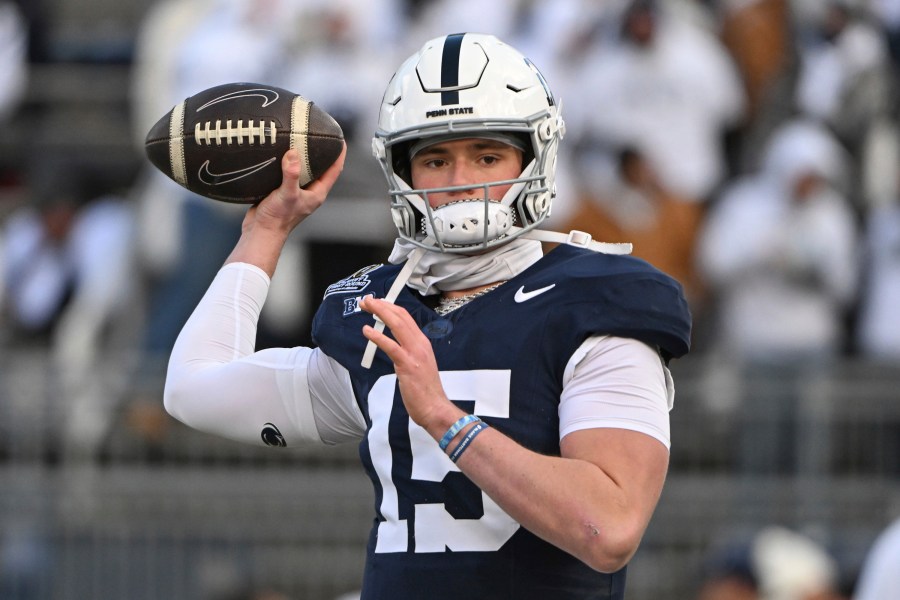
[164,262,366,447]
[559,335,674,449]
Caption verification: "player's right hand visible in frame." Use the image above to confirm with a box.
[244,143,347,236]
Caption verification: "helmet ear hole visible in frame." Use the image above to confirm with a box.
[390,141,414,187]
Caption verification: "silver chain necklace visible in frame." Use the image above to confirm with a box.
[434,281,506,316]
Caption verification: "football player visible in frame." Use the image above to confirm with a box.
[164,33,691,599]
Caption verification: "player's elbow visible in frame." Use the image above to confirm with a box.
[593,546,638,574]
[583,544,636,574]
[580,521,644,574]
[162,382,181,422]
[163,373,193,425]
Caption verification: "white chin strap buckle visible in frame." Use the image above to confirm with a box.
[520,228,633,255]
[564,229,633,255]
[566,230,594,247]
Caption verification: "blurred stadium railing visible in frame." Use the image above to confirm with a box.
[1,349,899,599]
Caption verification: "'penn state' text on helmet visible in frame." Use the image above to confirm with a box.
[372,33,565,253]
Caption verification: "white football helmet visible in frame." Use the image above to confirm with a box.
[372,33,565,253]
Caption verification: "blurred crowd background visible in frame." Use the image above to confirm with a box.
[1,0,900,598]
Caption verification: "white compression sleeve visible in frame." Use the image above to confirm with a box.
[164,262,365,447]
[559,336,674,449]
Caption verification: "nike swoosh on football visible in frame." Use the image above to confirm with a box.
[514,283,556,303]
[196,88,280,111]
[197,158,277,186]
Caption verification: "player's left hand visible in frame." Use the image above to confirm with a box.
[359,297,455,431]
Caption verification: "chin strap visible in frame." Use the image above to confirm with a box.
[521,229,633,255]
[361,244,428,369]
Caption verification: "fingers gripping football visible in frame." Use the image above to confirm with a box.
[247,144,346,234]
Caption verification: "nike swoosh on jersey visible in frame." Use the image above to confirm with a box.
[514,283,556,303]
[197,158,277,186]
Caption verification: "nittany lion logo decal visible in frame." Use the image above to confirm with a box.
[261,423,287,447]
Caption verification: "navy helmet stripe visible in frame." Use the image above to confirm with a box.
[440,33,465,105]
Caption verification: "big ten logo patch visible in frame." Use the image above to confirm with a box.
[343,294,374,316]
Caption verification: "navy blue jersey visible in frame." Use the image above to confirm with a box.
[311,244,691,600]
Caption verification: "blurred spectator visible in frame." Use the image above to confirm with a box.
[0,158,136,457]
[5,0,47,62]
[697,526,845,600]
[406,0,522,54]
[558,146,707,307]
[853,517,900,600]
[0,1,27,123]
[794,1,892,156]
[750,527,845,600]
[0,161,134,345]
[280,0,403,148]
[869,0,900,70]
[717,0,794,174]
[569,0,747,205]
[0,0,27,195]
[696,119,858,472]
[174,0,301,95]
[697,118,858,361]
[719,0,791,121]
[129,0,217,150]
[855,113,900,358]
[509,0,615,72]
[508,0,621,230]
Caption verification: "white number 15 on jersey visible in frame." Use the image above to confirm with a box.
[368,370,520,553]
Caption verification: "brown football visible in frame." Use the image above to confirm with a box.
[145,82,344,203]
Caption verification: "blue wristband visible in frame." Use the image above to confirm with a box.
[449,422,489,463]
[438,414,481,451]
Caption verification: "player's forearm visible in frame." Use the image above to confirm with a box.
[225,222,291,278]
[447,426,658,573]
